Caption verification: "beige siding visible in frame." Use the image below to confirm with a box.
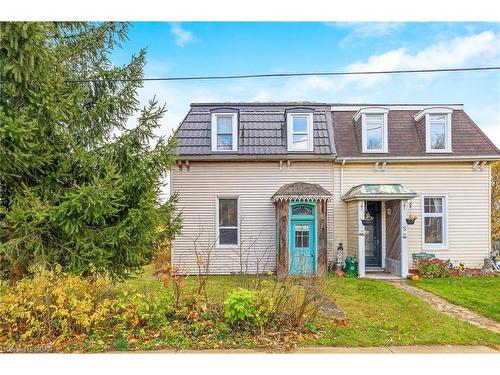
[172,161,335,274]
[334,162,490,268]
[346,201,359,258]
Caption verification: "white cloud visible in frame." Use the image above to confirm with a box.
[251,90,273,101]
[170,23,194,47]
[133,30,500,155]
[344,31,500,87]
[327,22,404,46]
[467,104,500,149]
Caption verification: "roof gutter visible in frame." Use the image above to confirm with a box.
[177,154,337,162]
[342,193,418,202]
[335,155,500,163]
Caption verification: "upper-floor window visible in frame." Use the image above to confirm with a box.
[287,113,314,152]
[211,113,238,152]
[354,108,389,153]
[414,107,452,153]
[427,114,451,152]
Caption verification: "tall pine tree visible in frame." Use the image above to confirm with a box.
[0,22,180,282]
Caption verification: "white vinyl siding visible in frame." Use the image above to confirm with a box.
[333,162,490,268]
[172,161,334,274]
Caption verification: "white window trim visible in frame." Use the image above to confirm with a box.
[361,111,388,153]
[414,107,453,122]
[421,193,448,250]
[211,113,238,152]
[215,196,240,248]
[287,113,314,152]
[425,113,452,153]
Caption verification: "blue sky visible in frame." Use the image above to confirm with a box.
[113,22,500,147]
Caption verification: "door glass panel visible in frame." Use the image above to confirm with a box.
[291,205,312,216]
[294,224,310,248]
[302,226,310,248]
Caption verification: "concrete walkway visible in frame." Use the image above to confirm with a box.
[389,281,500,334]
[122,345,499,354]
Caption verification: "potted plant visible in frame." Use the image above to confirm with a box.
[406,214,417,225]
[361,211,375,226]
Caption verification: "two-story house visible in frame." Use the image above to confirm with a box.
[171,102,499,278]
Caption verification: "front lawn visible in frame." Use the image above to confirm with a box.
[2,269,499,352]
[311,277,500,347]
[127,270,500,348]
[409,276,500,321]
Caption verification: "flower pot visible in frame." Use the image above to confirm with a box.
[361,218,374,226]
[406,218,416,225]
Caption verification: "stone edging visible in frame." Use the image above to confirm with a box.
[388,281,500,334]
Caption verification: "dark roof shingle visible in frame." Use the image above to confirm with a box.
[332,109,499,157]
[176,103,335,157]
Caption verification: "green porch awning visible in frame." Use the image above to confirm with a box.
[341,184,417,202]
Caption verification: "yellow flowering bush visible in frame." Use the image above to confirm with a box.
[0,268,118,341]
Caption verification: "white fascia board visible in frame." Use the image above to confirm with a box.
[331,104,463,112]
[414,107,454,122]
[353,107,390,122]
[335,155,500,162]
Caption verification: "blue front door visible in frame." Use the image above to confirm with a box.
[290,220,315,274]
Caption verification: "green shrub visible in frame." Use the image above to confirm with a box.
[224,288,274,328]
[418,259,451,278]
[117,289,174,329]
[133,290,174,329]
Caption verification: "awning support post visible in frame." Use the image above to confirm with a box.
[358,200,366,278]
[400,200,409,278]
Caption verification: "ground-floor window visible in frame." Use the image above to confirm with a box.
[216,196,239,246]
[422,194,447,249]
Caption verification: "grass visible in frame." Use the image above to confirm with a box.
[309,277,500,347]
[126,268,500,347]
[3,268,498,351]
[410,276,500,321]
[125,265,270,304]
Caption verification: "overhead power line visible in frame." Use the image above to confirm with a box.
[64,66,500,83]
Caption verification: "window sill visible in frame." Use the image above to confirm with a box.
[422,245,448,251]
[216,244,240,249]
[425,150,453,154]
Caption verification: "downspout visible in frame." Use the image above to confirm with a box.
[340,159,346,196]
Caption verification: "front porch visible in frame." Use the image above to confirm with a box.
[342,184,417,278]
[272,182,333,278]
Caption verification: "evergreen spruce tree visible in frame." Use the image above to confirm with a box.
[0,22,180,282]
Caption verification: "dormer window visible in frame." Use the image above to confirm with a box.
[414,107,452,153]
[428,114,448,151]
[211,112,238,152]
[354,108,389,153]
[287,113,313,152]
